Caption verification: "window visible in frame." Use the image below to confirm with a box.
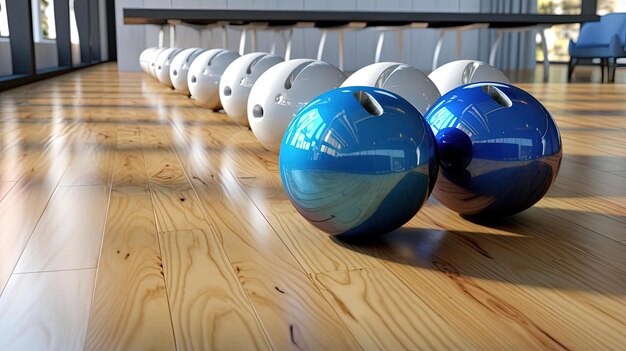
[597,0,626,15]
[536,0,582,62]
[70,0,78,44]
[537,0,626,62]
[0,0,9,37]
[32,0,56,41]
[40,0,56,39]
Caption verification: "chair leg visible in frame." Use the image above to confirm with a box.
[600,59,606,83]
[567,58,576,82]
[611,58,617,83]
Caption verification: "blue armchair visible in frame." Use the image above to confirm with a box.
[568,13,626,82]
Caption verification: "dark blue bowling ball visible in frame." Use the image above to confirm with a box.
[279,86,437,239]
[424,82,562,216]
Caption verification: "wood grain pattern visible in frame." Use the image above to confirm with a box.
[85,195,176,351]
[58,125,116,186]
[110,126,150,197]
[159,229,272,350]
[141,127,211,232]
[0,147,42,182]
[0,127,73,293]
[0,269,96,351]
[0,64,623,350]
[183,120,382,274]
[14,185,109,273]
[150,183,210,232]
[312,267,469,350]
[166,126,363,350]
[0,181,15,202]
[142,127,190,187]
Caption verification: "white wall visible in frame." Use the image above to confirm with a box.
[115,0,535,72]
[115,0,145,71]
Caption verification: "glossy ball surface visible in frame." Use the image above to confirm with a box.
[220,52,284,126]
[148,48,168,78]
[280,86,436,239]
[428,60,510,95]
[188,49,240,109]
[155,47,183,87]
[169,48,206,94]
[248,59,346,152]
[341,62,440,116]
[139,47,157,73]
[424,82,562,216]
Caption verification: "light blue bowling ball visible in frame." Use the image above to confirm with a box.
[279,86,437,239]
[424,82,562,216]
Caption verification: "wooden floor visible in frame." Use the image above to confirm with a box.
[0,63,624,350]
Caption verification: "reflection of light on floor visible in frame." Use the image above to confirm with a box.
[418,204,530,238]
[535,196,626,217]
[141,80,169,123]
[49,110,69,188]
[1,98,19,181]
[188,128,210,173]
[170,110,187,148]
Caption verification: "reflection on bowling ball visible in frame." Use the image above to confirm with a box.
[170,48,206,95]
[424,82,562,216]
[248,59,346,152]
[220,52,284,126]
[428,60,510,95]
[280,86,437,239]
[188,49,240,110]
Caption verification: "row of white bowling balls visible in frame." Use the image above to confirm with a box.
[139,47,510,152]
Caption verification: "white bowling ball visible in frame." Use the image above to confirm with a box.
[169,48,206,95]
[220,52,284,127]
[155,47,184,87]
[341,62,440,116]
[148,48,168,78]
[428,60,510,95]
[247,59,346,152]
[187,49,240,109]
[139,47,157,73]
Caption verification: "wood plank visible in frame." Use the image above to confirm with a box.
[312,268,470,350]
[418,203,626,284]
[181,120,382,274]
[0,146,43,182]
[0,181,15,202]
[348,217,625,350]
[169,119,576,346]
[159,229,272,350]
[85,195,176,350]
[58,125,116,186]
[111,126,150,197]
[0,63,623,350]
[167,127,363,350]
[0,123,59,156]
[150,183,210,232]
[142,127,189,187]
[0,127,73,293]
[14,185,109,273]
[376,204,626,348]
[0,269,96,350]
[141,127,211,232]
[608,170,626,178]
[534,196,626,242]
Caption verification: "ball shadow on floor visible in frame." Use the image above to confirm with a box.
[332,206,626,295]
